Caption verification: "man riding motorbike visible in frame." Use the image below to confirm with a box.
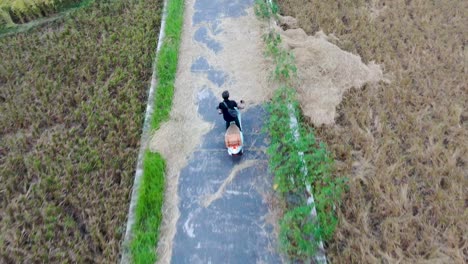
[217,90,244,130]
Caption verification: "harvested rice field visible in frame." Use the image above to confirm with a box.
[0,0,162,262]
[277,0,467,262]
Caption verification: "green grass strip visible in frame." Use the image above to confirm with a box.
[151,0,184,129]
[130,151,165,263]
[130,0,185,263]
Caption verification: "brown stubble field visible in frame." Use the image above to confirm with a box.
[0,0,162,262]
[277,0,467,262]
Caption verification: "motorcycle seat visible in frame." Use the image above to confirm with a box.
[225,124,241,147]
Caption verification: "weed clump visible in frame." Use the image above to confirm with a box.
[254,0,278,20]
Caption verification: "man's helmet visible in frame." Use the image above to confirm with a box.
[222,90,229,99]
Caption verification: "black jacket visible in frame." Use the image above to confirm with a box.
[218,99,238,121]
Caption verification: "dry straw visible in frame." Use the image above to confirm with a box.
[277,0,467,262]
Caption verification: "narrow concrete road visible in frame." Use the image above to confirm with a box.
[168,0,282,263]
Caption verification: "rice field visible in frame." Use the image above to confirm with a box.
[0,0,162,262]
[0,0,87,29]
[277,0,467,262]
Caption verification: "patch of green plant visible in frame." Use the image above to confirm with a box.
[130,0,185,262]
[266,87,346,262]
[254,0,278,20]
[130,151,165,264]
[263,30,297,82]
[263,31,281,56]
[151,0,184,130]
[255,0,346,261]
[279,205,317,260]
[273,47,296,81]
[266,87,305,196]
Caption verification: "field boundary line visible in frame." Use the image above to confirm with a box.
[120,0,169,262]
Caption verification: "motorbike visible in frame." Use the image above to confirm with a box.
[218,101,244,156]
[224,108,244,156]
